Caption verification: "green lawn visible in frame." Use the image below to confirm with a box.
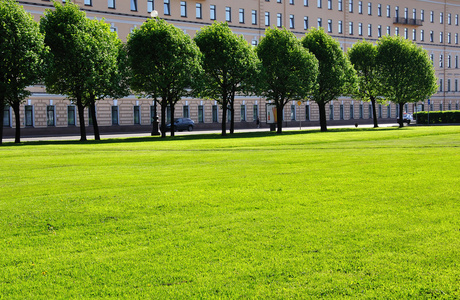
[1,126,459,298]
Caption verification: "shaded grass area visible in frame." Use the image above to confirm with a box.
[1,126,459,298]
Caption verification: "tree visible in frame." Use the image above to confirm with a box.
[302,28,356,132]
[40,1,96,141]
[194,22,259,136]
[0,0,45,144]
[127,18,202,138]
[347,40,383,128]
[81,19,129,141]
[256,27,318,134]
[376,35,437,128]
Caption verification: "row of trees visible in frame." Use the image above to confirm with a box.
[0,1,438,144]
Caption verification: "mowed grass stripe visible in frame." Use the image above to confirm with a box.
[0,126,459,298]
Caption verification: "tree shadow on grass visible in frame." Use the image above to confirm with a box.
[1,126,402,147]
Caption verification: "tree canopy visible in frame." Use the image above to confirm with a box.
[194,22,259,135]
[0,0,45,144]
[302,28,356,132]
[256,27,318,134]
[347,40,382,127]
[376,35,438,127]
[127,18,202,138]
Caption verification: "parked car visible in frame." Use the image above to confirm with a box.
[163,118,195,132]
[403,113,413,124]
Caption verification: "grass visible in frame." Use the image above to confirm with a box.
[0,126,459,298]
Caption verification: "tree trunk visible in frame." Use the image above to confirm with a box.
[170,100,175,137]
[221,98,227,136]
[90,100,100,141]
[76,96,87,141]
[276,102,284,134]
[0,99,4,145]
[230,89,235,134]
[12,101,21,143]
[398,102,405,128]
[160,100,167,138]
[318,101,328,132]
[371,96,378,128]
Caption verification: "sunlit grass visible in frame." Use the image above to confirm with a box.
[1,126,459,298]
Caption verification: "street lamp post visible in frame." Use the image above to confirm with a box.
[150,10,160,136]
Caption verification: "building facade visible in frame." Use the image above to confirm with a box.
[4,0,460,133]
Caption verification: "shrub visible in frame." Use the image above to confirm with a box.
[414,110,460,124]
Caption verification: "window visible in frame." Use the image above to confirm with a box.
[413,8,416,19]
[304,16,309,29]
[226,7,231,22]
[67,106,75,126]
[340,104,344,120]
[439,103,443,111]
[368,2,372,15]
[386,26,390,35]
[349,22,353,34]
[164,0,170,15]
[430,30,433,42]
[290,15,295,28]
[84,0,92,6]
[150,105,156,125]
[108,0,115,9]
[368,104,372,119]
[290,0,294,4]
[253,105,259,121]
[328,19,332,32]
[3,106,11,127]
[196,3,202,19]
[430,11,434,23]
[440,32,443,43]
[420,29,424,41]
[447,79,451,91]
[183,105,189,118]
[338,0,342,11]
[448,55,451,68]
[25,105,33,126]
[378,104,382,118]
[329,103,334,120]
[359,103,363,118]
[111,106,119,125]
[210,5,216,20]
[456,79,459,91]
[134,106,140,124]
[265,12,270,26]
[421,9,424,21]
[377,4,381,16]
[358,22,363,35]
[338,20,343,33]
[252,10,257,25]
[430,53,434,64]
[47,105,55,126]
[277,13,282,27]
[317,0,322,8]
[88,106,93,126]
[387,104,391,118]
[304,0,309,6]
[306,104,310,120]
[404,28,408,39]
[130,0,137,11]
[252,39,258,46]
[317,18,322,28]
[394,27,398,36]
[147,0,153,12]
[456,14,459,26]
[377,25,381,37]
[328,0,332,10]
[440,54,443,67]
[212,105,218,122]
[239,8,244,23]
[180,1,187,17]
[278,0,282,2]
[440,12,444,24]
[290,105,296,120]
[456,55,459,68]
[198,106,204,123]
[448,32,451,44]
[350,103,354,119]
[404,7,408,19]
[395,6,399,18]
[368,24,372,36]
[358,1,362,14]
[349,0,353,12]
[456,33,459,44]
[386,5,390,18]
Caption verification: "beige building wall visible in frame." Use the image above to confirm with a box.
[4,0,460,130]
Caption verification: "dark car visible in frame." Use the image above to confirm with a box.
[163,118,195,132]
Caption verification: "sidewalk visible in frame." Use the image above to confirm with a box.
[2,123,401,143]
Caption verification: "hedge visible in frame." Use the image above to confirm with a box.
[414,110,460,124]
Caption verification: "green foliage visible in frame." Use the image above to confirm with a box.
[0,0,46,143]
[1,127,459,298]
[302,28,356,131]
[127,18,202,137]
[414,110,460,124]
[376,36,437,106]
[194,22,259,135]
[256,27,318,133]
